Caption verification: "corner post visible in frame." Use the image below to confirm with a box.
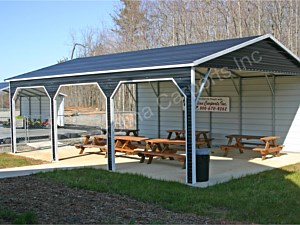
[45,85,59,162]
[98,81,119,171]
[190,67,197,184]
[10,85,17,153]
[173,73,196,184]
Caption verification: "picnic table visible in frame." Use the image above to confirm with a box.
[101,128,139,136]
[220,134,284,160]
[75,129,139,154]
[75,133,148,155]
[75,133,107,154]
[106,135,149,154]
[166,129,213,148]
[138,138,207,169]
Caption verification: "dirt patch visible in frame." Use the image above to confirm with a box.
[0,176,226,224]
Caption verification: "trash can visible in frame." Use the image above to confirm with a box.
[196,149,210,182]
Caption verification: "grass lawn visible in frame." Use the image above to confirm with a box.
[0,153,46,169]
[0,208,37,224]
[38,163,300,224]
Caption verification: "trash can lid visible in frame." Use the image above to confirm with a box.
[196,149,210,155]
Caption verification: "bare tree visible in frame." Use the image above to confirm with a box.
[62,0,299,111]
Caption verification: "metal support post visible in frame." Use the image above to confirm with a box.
[190,67,197,184]
[196,68,211,104]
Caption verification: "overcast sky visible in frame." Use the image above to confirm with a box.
[0,0,118,81]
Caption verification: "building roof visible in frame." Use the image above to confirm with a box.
[0,82,9,91]
[6,34,300,82]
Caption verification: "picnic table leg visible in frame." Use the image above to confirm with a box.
[182,161,186,169]
[271,140,281,157]
[162,144,175,160]
[139,143,151,163]
[236,138,244,153]
[202,133,211,148]
[79,135,90,154]
[79,146,85,154]
[139,154,146,163]
[167,132,173,139]
[261,152,267,160]
[147,155,154,164]
[221,145,229,157]
[156,143,168,160]
[274,140,281,157]
[221,136,233,156]
[175,132,181,140]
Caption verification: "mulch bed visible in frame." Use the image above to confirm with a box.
[0,176,226,224]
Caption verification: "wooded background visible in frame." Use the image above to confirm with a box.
[61,0,299,112]
[8,0,299,112]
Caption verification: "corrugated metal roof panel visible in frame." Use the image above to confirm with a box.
[5,34,300,82]
[7,36,260,81]
[18,88,48,97]
[202,38,300,74]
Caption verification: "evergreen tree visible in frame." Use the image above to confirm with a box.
[111,0,150,51]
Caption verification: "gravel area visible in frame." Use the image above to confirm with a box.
[0,176,227,224]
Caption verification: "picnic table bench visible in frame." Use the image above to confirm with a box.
[220,134,283,160]
[138,138,208,169]
[139,151,186,168]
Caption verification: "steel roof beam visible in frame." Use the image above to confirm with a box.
[196,68,211,104]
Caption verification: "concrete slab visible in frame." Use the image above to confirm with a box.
[1,145,300,188]
[27,141,65,149]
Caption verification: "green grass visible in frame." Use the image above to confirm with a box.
[0,153,46,168]
[37,163,300,224]
[0,208,37,224]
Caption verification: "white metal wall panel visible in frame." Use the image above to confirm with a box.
[275,76,300,151]
[137,83,159,138]
[242,78,273,136]
[29,97,41,119]
[137,76,300,152]
[41,96,50,121]
[21,96,50,121]
[20,97,29,116]
[209,79,240,145]
[159,81,184,138]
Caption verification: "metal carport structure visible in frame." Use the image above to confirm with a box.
[5,34,300,184]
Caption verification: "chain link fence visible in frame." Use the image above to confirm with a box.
[63,111,136,129]
[0,111,137,151]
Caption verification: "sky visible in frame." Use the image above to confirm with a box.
[0,0,118,81]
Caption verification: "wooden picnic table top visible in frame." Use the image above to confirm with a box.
[260,136,280,141]
[94,135,148,142]
[226,134,281,141]
[166,130,209,134]
[147,138,205,145]
[226,134,266,140]
[147,138,186,145]
[114,136,148,142]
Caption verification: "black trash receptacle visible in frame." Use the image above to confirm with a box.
[196,149,210,182]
